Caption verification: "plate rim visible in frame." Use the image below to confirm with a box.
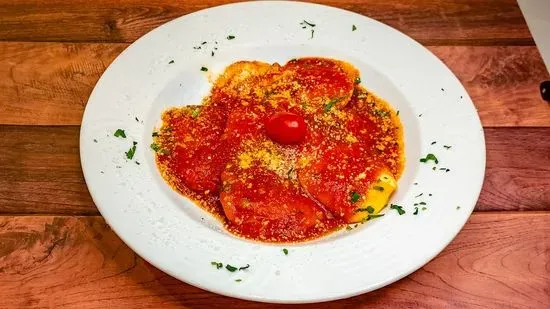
[80,0,486,303]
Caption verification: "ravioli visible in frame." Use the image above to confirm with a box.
[154,57,404,242]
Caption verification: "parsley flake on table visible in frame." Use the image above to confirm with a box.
[227,35,236,40]
[413,207,419,215]
[125,141,137,160]
[235,279,242,282]
[168,60,175,64]
[352,24,357,31]
[211,261,223,269]
[226,264,238,272]
[200,66,208,72]
[419,153,439,164]
[443,145,452,149]
[390,204,406,215]
[283,248,288,255]
[114,129,126,138]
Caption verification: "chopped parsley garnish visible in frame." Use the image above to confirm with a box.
[168,60,174,64]
[135,161,140,165]
[114,129,126,138]
[418,114,423,117]
[456,206,461,210]
[422,207,427,211]
[365,206,375,213]
[352,24,357,31]
[300,20,316,39]
[150,143,161,152]
[152,131,159,137]
[192,108,201,118]
[226,264,238,272]
[390,204,405,215]
[235,279,242,282]
[419,153,439,164]
[93,139,98,143]
[238,264,250,271]
[135,117,140,122]
[443,145,452,149]
[429,193,432,196]
[227,35,235,40]
[419,202,426,205]
[439,168,451,172]
[200,66,208,72]
[211,261,223,269]
[283,248,288,255]
[301,20,316,27]
[415,193,423,198]
[431,141,436,145]
[366,214,385,221]
[413,207,419,215]
[125,141,137,160]
[211,51,214,57]
[202,41,207,45]
[354,77,361,84]
[373,186,384,191]
[350,191,361,203]
[396,110,400,116]
[324,97,344,112]
[374,110,389,117]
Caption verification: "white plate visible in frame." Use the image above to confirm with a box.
[80,1,485,303]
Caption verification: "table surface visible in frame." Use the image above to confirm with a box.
[0,0,549,308]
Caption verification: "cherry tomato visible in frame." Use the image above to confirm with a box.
[265,112,307,144]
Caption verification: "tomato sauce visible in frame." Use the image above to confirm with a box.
[153,58,404,242]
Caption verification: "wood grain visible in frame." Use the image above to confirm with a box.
[0,213,548,308]
[0,0,533,45]
[0,126,95,215]
[0,126,548,214]
[1,42,548,126]
[0,42,126,126]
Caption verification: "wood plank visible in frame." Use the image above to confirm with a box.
[0,0,533,45]
[430,46,550,127]
[0,42,126,126]
[0,213,547,308]
[1,42,548,126]
[0,126,549,214]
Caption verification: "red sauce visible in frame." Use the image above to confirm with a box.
[153,58,404,242]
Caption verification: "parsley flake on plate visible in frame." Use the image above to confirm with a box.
[114,129,126,138]
[390,204,405,215]
[125,141,137,160]
[419,153,439,164]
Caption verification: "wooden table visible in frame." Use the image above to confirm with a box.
[1,0,549,308]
